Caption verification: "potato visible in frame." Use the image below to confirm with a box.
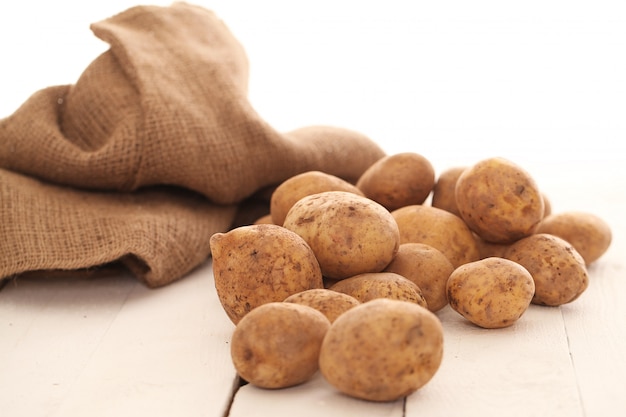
[542,192,552,218]
[210,224,323,324]
[319,298,444,402]
[504,233,589,306]
[474,233,511,259]
[283,288,360,323]
[253,213,273,225]
[446,257,535,329]
[355,152,435,211]
[283,191,400,280]
[384,243,454,312]
[230,302,331,389]
[536,211,612,264]
[391,204,480,268]
[329,272,428,308]
[455,157,544,243]
[270,171,363,226]
[431,166,466,217]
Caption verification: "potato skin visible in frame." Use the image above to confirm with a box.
[542,193,552,218]
[283,191,400,280]
[329,272,428,308]
[391,205,480,268]
[230,302,331,389]
[455,157,544,243]
[283,288,360,323]
[536,211,612,265]
[270,171,363,226]
[253,213,274,225]
[474,233,511,259]
[356,152,435,211]
[210,224,323,324]
[431,166,466,217]
[446,257,535,329]
[504,233,589,306]
[384,243,454,312]
[319,298,444,402]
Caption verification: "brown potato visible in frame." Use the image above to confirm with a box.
[283,288,360,323]
[504,233,589,306]
[384,243,454,312]
[474,233,511,259]
[329,272,428,308]
[542,192,552,218]
[270,171,363,226]
[355,152,435,211]
[210,224,324,324]
[446,257,535,329]
[536,211,612,264]
[431,166,467,217]
[391,204,480,268]
[319,298,444,402]
[455,157,544,243]
[253,213,274,225]
[283,191,400,280]
[230,302,331,389]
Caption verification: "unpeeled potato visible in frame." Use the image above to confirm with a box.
[283,288,360,323]
[230,302,331,389]
[210,224,323,324]
[283,191,400,280]
[474,233,511,259]
[319,298,444,402]
[504,233,589,306]
[391,204,480,268]
[455,157,544,243]
[384,243,453,312]
[446,257,535,329]
[542,193,552,218]
[253,214,273,225]
[536,211,612,265]
[270,171,363,226]
[329,272,428,308]
[355,152,435,211]
[431,166,466,217]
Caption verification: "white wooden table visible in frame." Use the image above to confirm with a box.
[1,1,625,416]
[1,161,624,416]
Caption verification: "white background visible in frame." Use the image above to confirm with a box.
[1,0,624,174]
[1,3,625,416]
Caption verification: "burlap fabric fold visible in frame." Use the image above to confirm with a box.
[0,2,385,287]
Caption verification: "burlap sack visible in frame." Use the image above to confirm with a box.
[0,3,385,287]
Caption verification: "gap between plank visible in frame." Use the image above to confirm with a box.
[222,376,247,417]
[560,307,586,416]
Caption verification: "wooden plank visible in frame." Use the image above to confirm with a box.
[228,304,585,417]
[406,305,583,417]
[537,163,626,416]
[0,262,238,417]
[0,270,139,415]
[562,262,626,416]
[48,261,238,417]
[560,201,626,416]
[229,373,404,417]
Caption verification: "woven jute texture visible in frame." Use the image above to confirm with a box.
[0,3,385,287]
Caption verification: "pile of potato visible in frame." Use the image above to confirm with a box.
[209,153,612,402]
